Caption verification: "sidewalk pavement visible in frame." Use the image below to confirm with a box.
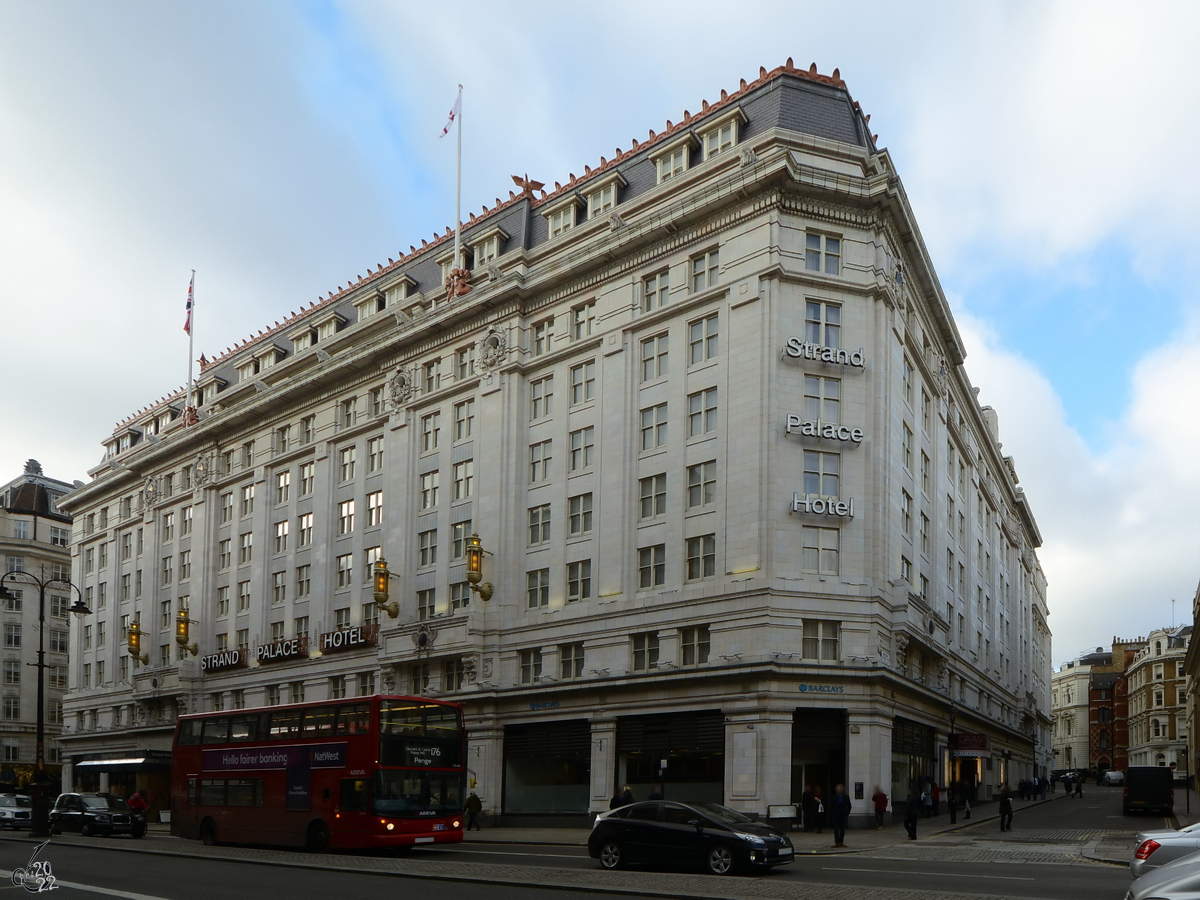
[464,793,1070,854]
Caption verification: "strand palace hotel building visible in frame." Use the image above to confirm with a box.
[59,62,1052,827]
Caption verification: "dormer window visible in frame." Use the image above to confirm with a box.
[386,274,417,308]
[470,226,508,269]
[144,419,157,437]
[255,345,284,371]
[236,359,259,383]
[699,107,746,161]
[586,172,627,220]
[118,434,132,453]
[291,328,316,353]
[543,195,582,239]
[653,133,696,184]
[199,376,226,406]
[314,312,345,343]
[353,290,387,322]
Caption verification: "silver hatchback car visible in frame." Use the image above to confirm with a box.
[1131,822,1200,878]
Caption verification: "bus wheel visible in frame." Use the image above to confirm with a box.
[200,819,218,846]
[306,820,330,853]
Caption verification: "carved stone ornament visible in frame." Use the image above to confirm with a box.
[609,212,626,232]
[486,263,501,283]
[740,146,758,167]
[388,366,418,407]
[462,655,478,684]
[143,476,159,506]
[478,326,507,371]
[412,623,437,653]
[482,657,493,679]
[379,666,396,693]
[193,454,211,486]
[444,267,472,298]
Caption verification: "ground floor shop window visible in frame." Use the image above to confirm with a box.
[503,719,590,814]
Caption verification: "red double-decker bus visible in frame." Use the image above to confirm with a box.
[170,695,465,851]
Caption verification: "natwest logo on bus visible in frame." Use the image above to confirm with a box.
[201,649,247,673]
[319,624,379,654]
[950,733,990,757]
[257,637,309,665]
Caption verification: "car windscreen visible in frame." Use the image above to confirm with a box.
[83,796,130,811]
[689,802,754,825]
[0,796,30,808]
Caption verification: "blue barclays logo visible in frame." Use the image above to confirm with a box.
[799,684,845,694]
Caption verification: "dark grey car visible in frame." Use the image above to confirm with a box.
[588,800,793,875]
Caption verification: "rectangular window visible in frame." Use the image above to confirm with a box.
[529,375,553,419]
[367,436,385,473]
[529,441,552,482]
[640,403,668,451]
[456,345,476,380]
[274,520,289,553]
[294,564,310,598]
[162,512,175,542]
[639,474,666,519]
[296,512,313,547]
[805,301,841,349]
[420,471,440,509]
[903,357,914,406]
[178,550,191,581]
[643,271,669,312]
[638,544,666,589]
[452,461,474,500]
[804,233,841,275]
[560,643,585,679]
[240,484,255,517]
[300,462,315,495]
[367,490,384,527]
[570,360,596,405]
[569,493,593,535]
[801,526,839,575]
[272,571,286,604]
[364,545,382,581]
[300,415,316,444]
[680,625,711,665]
[121,532,132,561]
[417,530,437,567]
[239,533,252,565]
[532,318,554,355]
[920,513,930,555]
[921,389,931,433]
[687,461,717,509]
[519,649,543,684]
[3,624,19,649]
[632,632,659,671]
[339,447,357,481]
[275,472,291,506]
[121,573,131,601]
[566,560,591,602]
[569,427,594,471]
[802,619,840,660]
[803,451,840,498]
[526,569,550,608]
[338,499,356,535]
[572,301,596,339]
[690,248,719,291]
[687,388,718,437]
[548,204,574,237]
[335,607,351,630]
[276,425,291,455]
[685,534,716,580]
[921,452,930,495]
[688,314,718,365]
[656,145,686,182]
[161,555,173,585]
[902,424,913,471]
[336,553,354,588]
[49,525,69,547]
[421,411,441,451]
[450,521,472,560]
[902,556,913,584]
[217,586,230,616]
[528,504,551,545]
[454,399,475,441]
[181,506,193,536]
[370,386,385,417]
[640,333,668,382]
[417,588,436,621]
[339,397,358,429]
[450,581,471,611]
[237,582,251,612]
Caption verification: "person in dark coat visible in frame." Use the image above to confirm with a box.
[903,786,921,840]
[998,785,1013,832]
[620,785,634,805]
[801,785,815,832]
[830,783,852,848]
[811,785,826,834]
[648,786,663,801]
[610,789,625,809]
[1073,775,1083,798]
[464,791,483,831]
[871,786,888,829]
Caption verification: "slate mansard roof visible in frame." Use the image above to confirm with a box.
[100,60,876,453]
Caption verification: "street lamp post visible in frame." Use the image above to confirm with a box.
[948,702,957,825]
[0,566,91,837]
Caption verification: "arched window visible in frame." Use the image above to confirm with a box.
[1156,753,1167,767]
[1156,641,1162,655]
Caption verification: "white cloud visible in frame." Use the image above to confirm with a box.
[957,310,1200,660]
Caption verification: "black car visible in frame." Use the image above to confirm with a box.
[49,793,146,838]
[588,800,794,875]
[0,793,31,829]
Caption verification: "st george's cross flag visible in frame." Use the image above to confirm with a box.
[439,88,461,138]
[183,274,194,335]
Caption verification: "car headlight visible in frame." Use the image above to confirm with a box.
[95,815,111,822]
[734,832,766,845]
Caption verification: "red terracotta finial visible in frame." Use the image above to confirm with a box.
[865,114,871,124]
[584,164,592,174]
[759,66,767,77]
[599,155,606,165]
[554,181,561,190]
[739,79,746,90]
[832,67,841,81]
[665,119,672,129]
[631,138,639,149]
[702,99,709,111]
[648,129,656,139]
[786,57,794,70]
[809,62,818,74]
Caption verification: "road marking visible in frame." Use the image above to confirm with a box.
[822,866,1034,881]
[0,869,173,900]
[424,847,588,859]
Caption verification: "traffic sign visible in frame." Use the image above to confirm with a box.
[1171,762,1178,770]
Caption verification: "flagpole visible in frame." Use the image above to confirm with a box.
[187,269,196,413]
[454,84,463,269]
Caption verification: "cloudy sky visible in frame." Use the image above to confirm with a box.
[2,0,1197,663]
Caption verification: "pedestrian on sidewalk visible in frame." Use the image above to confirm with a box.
[620,785,634,805]
[1073,775,1083,799]
[831,783,852,848]
[999,785,1013,832]
[801,784,815,832]
[648,785,663,801]
[1062,774,1071,797]
[464,791,483,831]
[609,788,625,809]
[871,786,888,829]
[903,786,921,840]
[1040,777,1049,800]
[921,781,932,818]
[812,785,826,834]
[931,781,940,816]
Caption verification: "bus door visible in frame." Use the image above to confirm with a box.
[338,777,371,836]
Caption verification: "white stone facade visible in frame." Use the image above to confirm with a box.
[57,64,1051,825]
[1128,626,1190,773]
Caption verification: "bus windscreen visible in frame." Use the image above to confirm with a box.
[372,770,464,816]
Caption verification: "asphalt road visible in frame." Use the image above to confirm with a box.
[0,787,1147,900]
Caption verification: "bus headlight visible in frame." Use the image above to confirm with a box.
[452,820,461,828]
[386,823,394,831]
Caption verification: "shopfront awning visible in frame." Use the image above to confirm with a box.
[75,756,171,772]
